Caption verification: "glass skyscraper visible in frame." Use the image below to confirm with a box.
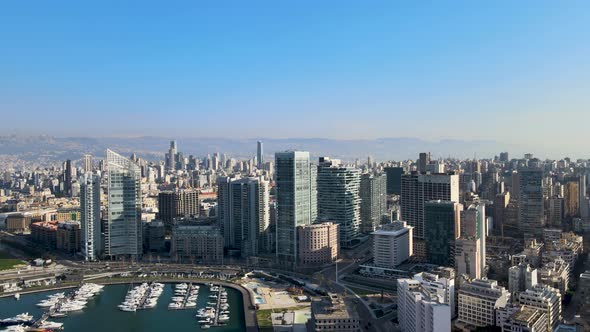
[275,151,317,264]
[105,149,142,259]
[80,173,101,261]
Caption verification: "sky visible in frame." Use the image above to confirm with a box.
[1,1,589,155]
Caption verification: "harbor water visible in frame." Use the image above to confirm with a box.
[0,283,246,331]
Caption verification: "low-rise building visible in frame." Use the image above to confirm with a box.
[6,213,32,233]
[508,263,538,300]
[170,223,223,263]
[397,275,452,332]
[308,293,360,332]
[457,279,510,329]
[538,258,569,294]
[501,306,548,332]
[297,222,339,266]
[518,284,561,331]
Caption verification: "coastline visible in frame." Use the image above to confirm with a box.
[0,278,258,331]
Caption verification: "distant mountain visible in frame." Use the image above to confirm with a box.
[0,135,512,163]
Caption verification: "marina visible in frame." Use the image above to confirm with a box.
[118,282,164,312]
[168,283,199,310]
[0,283,245,332]
[196,283,230,329]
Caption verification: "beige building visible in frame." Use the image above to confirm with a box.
[455,237,482,279]
[297,222,339,266]
[308,293,360,332]
[518,285,561,331]
[538,259,569,295]
[6,213,32,233]
[458,279,510,329]
[501,306,548,332]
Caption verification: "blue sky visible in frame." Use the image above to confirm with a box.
[1,1,589,153]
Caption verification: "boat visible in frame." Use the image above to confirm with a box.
[38,321,64,329]
[2,325,27,332]
[49,313,68,318]
[119,306,136,312]
[201,324,211,329]
[14,293,20,300]
[0,313,34,327]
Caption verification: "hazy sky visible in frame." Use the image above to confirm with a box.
[1,1,589,153]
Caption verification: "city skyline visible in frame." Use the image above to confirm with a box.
[1,2,589,156]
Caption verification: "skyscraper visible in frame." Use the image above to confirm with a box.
[80,173,101,261]
[424,200,462,267]
[384,166,404,195]
[461,203,487,273]
[360,173,387,233]
[518,168,545,236]
[105,149,142,259]
[167,140,177,170]
[217,176,270,257]
[275,151,317,264]
[63,159,73,196]
[257,141,264,169]
[418,152,431,173]
[317,157,361,247]
[401,172,459,258]
[82,154,93,174]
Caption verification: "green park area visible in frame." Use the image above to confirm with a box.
[0,250,24,271]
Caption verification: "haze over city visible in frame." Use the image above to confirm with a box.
[2,1,590,158]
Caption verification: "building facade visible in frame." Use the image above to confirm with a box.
[359,173,387,233]
[372,221,413,269]
[105,149,142,259]
[80,173,101,261]
[297,222,339,266]
[217,176,270,257]
[275,151,317,264]
[424,200,461,267]
[317,157,361,247]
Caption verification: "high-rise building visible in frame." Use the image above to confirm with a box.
[275,151,317,264]
[105,149,142,259]
[359,173,387,233]
[547,196,564,228]
[518,285,562,331]
[455,237,483,279]
[257,141,264,169]
[424,200,462,267]
[167,140,177,171]
[64,159,73,196]
[317,157,361,247]
[82,154,93,173]
[458,279,510,329]
[297,222,339,266]
[217,176,269,257]
[518,168,545,236]
[460,203,487,273]
[418,152,431,173]
[499,152,510,162]
[401,172,459,258]
[80,173,101,261]
[158,189,200,226]
[397,275,452,332]
[564,180,580,218]
[372,221,413,269]
[384,166,404,195]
